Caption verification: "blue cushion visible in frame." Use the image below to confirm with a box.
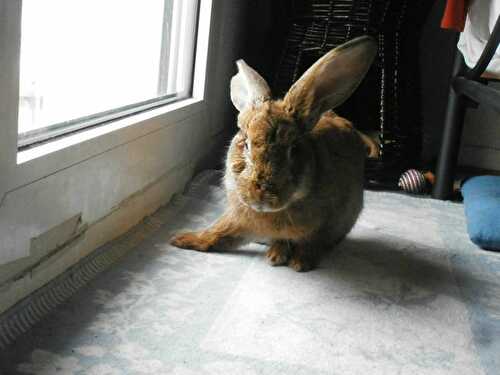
[461,176,500,251]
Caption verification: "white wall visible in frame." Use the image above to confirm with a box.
[459,81,500,171]
[0,0,249,315]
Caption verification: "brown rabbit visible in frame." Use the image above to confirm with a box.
[171,36,378,271]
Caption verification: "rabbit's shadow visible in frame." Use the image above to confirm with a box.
[230,235,465,303]
[326,236,457,303]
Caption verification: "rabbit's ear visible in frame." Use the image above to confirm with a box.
[283,36,377,131]
[230,60,271,112]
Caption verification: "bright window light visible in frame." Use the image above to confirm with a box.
[18,0,199,147]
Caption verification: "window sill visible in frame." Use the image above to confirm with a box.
[12,97,206,190]
[18,97,204,164]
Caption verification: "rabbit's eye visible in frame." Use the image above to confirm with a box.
[244,140,249,151]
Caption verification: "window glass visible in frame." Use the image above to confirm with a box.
[18,0,199,147]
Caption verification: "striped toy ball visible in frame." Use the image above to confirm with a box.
[398,169,427,194]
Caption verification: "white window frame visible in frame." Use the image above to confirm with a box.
[17,0,200,148]
[0,0,213,212]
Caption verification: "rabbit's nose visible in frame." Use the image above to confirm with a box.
[254,180,271,193]
[253,182,264,198]
[251,182,269,204]
[255,181,263,191]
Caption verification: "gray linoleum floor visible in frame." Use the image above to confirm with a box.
[1,170,500,375]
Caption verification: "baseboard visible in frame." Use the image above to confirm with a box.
[0,161,196,318]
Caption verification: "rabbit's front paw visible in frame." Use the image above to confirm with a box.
[170,232,211,252]
[288,255,316,272]
[266,240,291,266]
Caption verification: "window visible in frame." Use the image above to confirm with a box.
[18,0,199,148]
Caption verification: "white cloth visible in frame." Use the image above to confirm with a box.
[457,0,500,75]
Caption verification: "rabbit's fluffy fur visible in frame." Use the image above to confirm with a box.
[171,36,378,271]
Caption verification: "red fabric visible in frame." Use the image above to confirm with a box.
[441,0,469,31]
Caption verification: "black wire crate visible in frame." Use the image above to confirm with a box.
[273,0,432,188]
